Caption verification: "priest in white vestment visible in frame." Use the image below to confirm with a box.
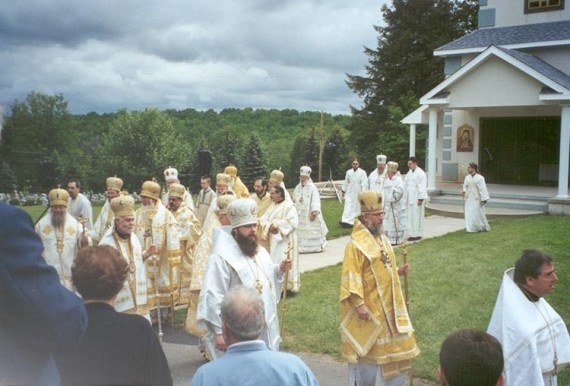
[91,176,123,244]
[67,179,93,231]
[161,166,195,212]
[260,185,300,292]
[195,176,216,225]
[167,183,202,307]
[488,250,570,386]
[462,162,491,233]
[292,166,328,253]
[340,159,368,227]
[404,157,427,241]
[368,154,387,192]
[36,187,88,291]
[99,195,150,318]
[383,162,406,245]
[197,198,291,360]
[133,180,181,319]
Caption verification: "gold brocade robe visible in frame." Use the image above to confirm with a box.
[134,202,181,308]
[339,220,419,378]
[172,203,202,306]
[232,176,250,198]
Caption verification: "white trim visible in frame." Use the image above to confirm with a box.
[434,39,570,57]
[420,46,570,105]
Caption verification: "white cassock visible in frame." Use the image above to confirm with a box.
[90,200,114,244]
[368,168,387,192]
[488,268,570,386]
[197,226,283,360]
[383,172,406,245]
[162,189,195,212]
[35,213,83,291]
[341,168,368,225]
[292,179,328,253]
[404,167,428,238]
[67,193,93,230]
[463,173,491,233]
[99,228,148,317]
[260,199,300,292]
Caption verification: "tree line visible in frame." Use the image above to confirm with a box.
[0,92,352,194]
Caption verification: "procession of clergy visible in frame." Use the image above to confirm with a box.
[35,163,328,347]
[35,156,434,346]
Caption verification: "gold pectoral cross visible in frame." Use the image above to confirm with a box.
[255,279,263,294]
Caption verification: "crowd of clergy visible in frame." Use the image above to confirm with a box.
[29,154,570,386]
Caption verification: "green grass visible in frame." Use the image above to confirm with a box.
[20,204,570,383]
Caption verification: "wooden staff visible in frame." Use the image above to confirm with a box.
[144,208,163,343]
[279,242,293,338]
[402,242,412,386]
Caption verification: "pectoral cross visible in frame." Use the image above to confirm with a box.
[255,279,263,294]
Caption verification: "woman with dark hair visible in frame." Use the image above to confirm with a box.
[57,246,172,386]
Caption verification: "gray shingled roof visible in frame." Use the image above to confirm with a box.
[497,46,570,91]
[436,20,570,52]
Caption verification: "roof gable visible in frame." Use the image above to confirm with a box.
[435,20,570,56]
[421,46,570,105]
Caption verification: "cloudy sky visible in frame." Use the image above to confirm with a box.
[0,1,388,116]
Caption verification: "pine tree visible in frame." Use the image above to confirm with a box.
[241,133,268,189]
[346,0,478,166]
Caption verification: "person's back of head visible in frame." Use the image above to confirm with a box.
[221,285,265,343]
[72,245,127,302]
[439,329,504,386]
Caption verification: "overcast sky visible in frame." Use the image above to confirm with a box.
[0,1,388,116]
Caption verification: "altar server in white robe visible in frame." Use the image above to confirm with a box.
[404,157,427,241]
[488,250,570,386]
[197,198,291,360]
[292,166,328,253]
[368,154,387,192]
[340,159,368,227]
[462,162,491,233]
[260,185,299,292]
[99,195,150,318]
[383,161,406,245]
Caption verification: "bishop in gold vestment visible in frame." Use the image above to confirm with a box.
[339,190,419,386]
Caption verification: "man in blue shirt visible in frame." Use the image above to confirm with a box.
[190,285,319,386]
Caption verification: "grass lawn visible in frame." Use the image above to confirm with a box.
[20,203,570,383]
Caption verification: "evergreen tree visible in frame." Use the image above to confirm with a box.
[288,135,307,187]
[216,132,240,172]
[347,0,478,167]
[302,128,320,178]
[323,128,348,181]
[241,133,268,189]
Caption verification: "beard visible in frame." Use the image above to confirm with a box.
[363,218,384,236]
[51,212,65,228]
[234,231,258,257]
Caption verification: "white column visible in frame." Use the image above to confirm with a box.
[409,124,416,157]
[557,105,570,198]
[428,109,438,192]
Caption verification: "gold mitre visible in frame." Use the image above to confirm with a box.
[216,173,231,186]
[140,179,161,200]
[164,166,178,182]
[269,169,284,184]
[106,176,123,192]
[168,183,186,199]
[358,190,383,213]
[386,161,399,173]
[110,195,135,217]
[48,187,69,207]
[224,164,238,177]
[216,194,236,215]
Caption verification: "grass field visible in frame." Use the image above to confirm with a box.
[19,202,570,383]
